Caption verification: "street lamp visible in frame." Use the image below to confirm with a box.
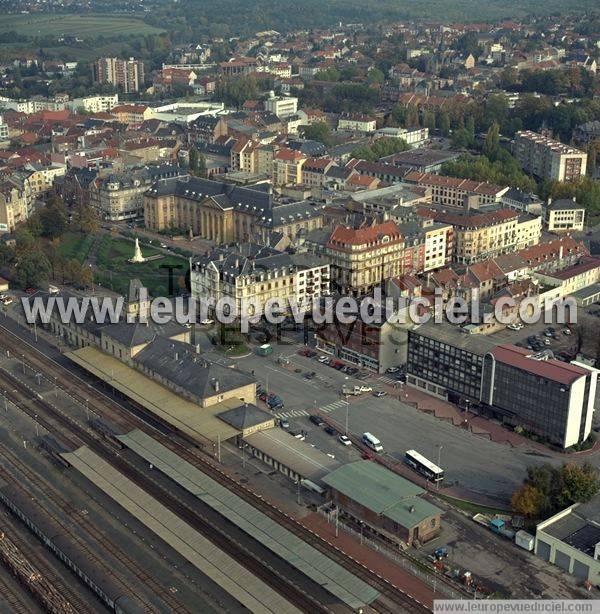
[436,445,443,490]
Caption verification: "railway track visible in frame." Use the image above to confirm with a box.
[0,568,38,614]
[0,441,190,613]
[0,349,333,613]
[0,324,431,613]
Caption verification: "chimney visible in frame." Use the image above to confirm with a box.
[409,505,415,513]
[214,379,220,392]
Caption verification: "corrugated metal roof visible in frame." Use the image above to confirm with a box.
[323,461,443,528]
[66,346,240,444]
[62,445,299,614]
[117,429,380,609]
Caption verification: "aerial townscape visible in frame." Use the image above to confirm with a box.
[1,1,600,612]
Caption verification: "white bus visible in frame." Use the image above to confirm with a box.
[362,432,383,453]
[404,449,444,482]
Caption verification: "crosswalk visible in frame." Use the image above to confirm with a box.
[378,375,398,385]
[274,399,349,419]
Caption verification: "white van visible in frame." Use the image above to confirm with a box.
[362,432,383,453]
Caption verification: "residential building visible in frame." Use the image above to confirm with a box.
[0,179,28,232]
[264,93,298,119]
[374,127,430,148]
[93,163,184,221]
[66,94,119,114]
[513,131,587,182]
[191,245,330,318]
[337,114,377,133]
[322,461,443,546]
[306,221,406,295]
[545,198,586,233]
[379,147,459,172]
[404,171,509,207]
[110,104,154,126]
[272,148,307,186]
[535,495,600,585]
[93,57,145,93]
[0,116,8,141]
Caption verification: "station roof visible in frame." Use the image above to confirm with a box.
[117,429,380,609]
[66,346,240,444]
[63,445,299,614]
[323,461,443,529]
[244,427,340,482]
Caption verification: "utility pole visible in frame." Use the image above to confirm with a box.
[296,479,301,505]
[437,444,443,490]
[217,435,221,463]
[85,398,89,422]
[344,397,349,435]
[242,442,245,469]
[3,391,7,412]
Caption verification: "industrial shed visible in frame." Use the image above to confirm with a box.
[322,461,443,546]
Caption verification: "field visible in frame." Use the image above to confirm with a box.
[0,14,165,38]
[56,232,95,263]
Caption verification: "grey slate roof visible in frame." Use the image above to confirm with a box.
[133,337,255,399]
[217,403,273,430]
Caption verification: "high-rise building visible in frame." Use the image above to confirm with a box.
[513,131,587,182]
[93,57,145,94]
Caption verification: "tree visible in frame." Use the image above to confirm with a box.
[39,197,67,239]
[437,111,450,136]
[423,110,436,131]
[511,484,542,518]
[14,251,50,289]
[483,122,501,161]
[450,128,473,149]
[302,122,332,146]
[554,463,600,509]
[72,202,100,234]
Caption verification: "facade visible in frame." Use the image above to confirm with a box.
[191,246,330,317]
[272,148,307,186]
[405,171,509,207]
[67,94,119,113]
[337,114,377,133]
[322,461,443,546]
[94,57,145,93]
[93,163,184,221]
[110,104,154,126]
[144,176,325,243]
[0,116,8,141]
[0,180,28,232]
[513,131,587,182]
[546,198,586,233]
[482,346,597,448]
[307,221,406,295]
[264,94,298,119]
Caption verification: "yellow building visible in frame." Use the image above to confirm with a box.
[144,176,325,243]
[272,148,306,186]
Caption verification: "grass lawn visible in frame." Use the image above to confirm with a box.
[0,14,165,38]
[94,236,187,297]
[56,232,94,263]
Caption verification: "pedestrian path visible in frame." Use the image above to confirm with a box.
[377,375,402,386]
[274,399,349,419]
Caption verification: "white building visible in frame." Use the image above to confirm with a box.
[0,116,8,141]
[545,198,586,233]
[67,94,119,114]
[264,92,298,119]
[337,114,377,133]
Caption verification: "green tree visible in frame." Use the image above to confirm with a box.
[14,251,51,289]
[451,128,473,149]
[423,110,436,131]
[483,122,501,161]
[302,121,332,146]
[72,202,100,234]
[437,111,450,136]
[554,463,600,509]
[39,197,67,239]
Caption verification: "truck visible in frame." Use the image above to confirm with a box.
[341,385,361,396]
[515,530,534,551]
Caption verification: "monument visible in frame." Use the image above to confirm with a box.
[128,238,147,263]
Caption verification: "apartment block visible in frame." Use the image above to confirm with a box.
[93,57,145,94]
[404,171,509,207]
[545,198,586,233]
[513,131,587,182]
[0,180,29,232]
[67,94,119,114]
[264,93,298,119]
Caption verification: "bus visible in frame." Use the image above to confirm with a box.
[404,449,444,483]
[362,432,383,453]
[256,343,273,356]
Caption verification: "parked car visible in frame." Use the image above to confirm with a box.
[304,371,316,380]
[373,390,387,398]
[357,385,372,393]
[562,328,572,335]
[386,366,400,373]
[280,419,290,429]
[317,355,329,363]
[338,435,352,446]
[199,319,214,325]
[309,415,324,426]
[324,425,337,436]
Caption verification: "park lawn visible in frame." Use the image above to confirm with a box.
[56,232,94,263]
[94,236,187,297]
[0,14,165,37]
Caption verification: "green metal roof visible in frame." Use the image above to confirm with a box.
[322,461,442,528]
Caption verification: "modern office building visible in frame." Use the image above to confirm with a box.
[545,198,586,233]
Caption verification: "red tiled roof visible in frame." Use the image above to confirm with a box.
[490,345,589,386]
[404,171,507,196]
[328,220,402,247]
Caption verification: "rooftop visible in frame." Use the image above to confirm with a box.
[322,461,443,528]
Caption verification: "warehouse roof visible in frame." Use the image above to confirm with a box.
[323,461,443,529]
